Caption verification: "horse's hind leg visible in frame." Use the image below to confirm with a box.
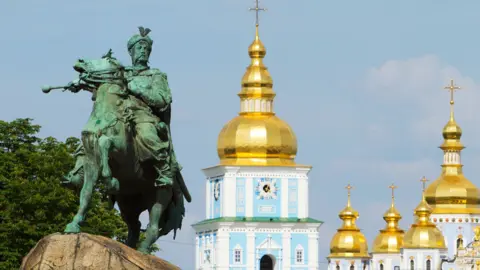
[138,187,171,253]
[117,195,142,249]
[98,135,119,193]
[64,160,98,233]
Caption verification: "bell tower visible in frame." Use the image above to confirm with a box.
[191,1,322,269]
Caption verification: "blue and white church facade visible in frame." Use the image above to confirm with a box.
[192,166,322,270]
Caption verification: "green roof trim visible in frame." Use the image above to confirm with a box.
[192,217,323,226]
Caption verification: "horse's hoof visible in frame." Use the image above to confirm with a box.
[64,222,81,233]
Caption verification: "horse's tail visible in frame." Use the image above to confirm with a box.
[157,172,186,239]
[176,170,191,203]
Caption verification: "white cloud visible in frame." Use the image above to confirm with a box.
[364,54,480,145]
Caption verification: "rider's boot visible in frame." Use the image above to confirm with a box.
[63,154,85,187]
[153,161,173,187]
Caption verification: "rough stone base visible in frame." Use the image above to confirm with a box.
[21,233,180,270]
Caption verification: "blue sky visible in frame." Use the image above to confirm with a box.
[2,0,480,268]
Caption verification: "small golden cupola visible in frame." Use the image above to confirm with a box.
[216,11,299,167]
[424,79,480,214]
[329,184,370,259]
[372,184,405,253]
[404,177,447,249]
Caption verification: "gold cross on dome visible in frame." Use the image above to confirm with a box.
[345,183,354,206]
[444,79,461,105]
[388,183,397,199]
[420,176,429,191]
[345,183,353,194]
[249,0,267,26]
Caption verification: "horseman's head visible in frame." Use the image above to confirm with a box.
[127,26,153,67]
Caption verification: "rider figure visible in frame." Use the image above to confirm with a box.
[65,27,177,188]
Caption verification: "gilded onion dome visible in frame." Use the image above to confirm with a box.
[372,184,404,253]
[217,24,299,167]
[404,177,446,249]
[424,80,480,214]
[329,184,370,259]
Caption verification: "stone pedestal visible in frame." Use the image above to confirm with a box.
[21,233,180,270]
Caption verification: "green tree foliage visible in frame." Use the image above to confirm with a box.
[0,119,157,269]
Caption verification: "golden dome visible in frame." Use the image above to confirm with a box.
[404,179,446,249]
[217,25,300,167]
[424,79,480,214]
[329,184,370,259]
[372,185,404,253]
[442,117,462,141]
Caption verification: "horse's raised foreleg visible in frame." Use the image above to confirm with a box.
[137,187,172,253]
[64,160,98,233]
[98,135,119,193]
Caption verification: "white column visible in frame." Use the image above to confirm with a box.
[386,257,391,270]
[246,177,253,217]
[305,176,309,218]
[195,236,200,269]
[281,178,288,218]
[282,229,291,269]
[223,176,235,217]
[215,229,230,270]
[206,180,211,219]
[298,178,307,218]
[308,232,319,269]
[246,227,256,269]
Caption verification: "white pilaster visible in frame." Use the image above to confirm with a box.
[282,229,291,269]
[206,180,211,219]
[215,229,230,270]
[305,175,309,218]
[246,177,253,217]
[223,176,235,217]
[281,177,288,218]
[298,178,307,218]
[308,232,319,269]
[195,236,200,269]
[246,226,256,269]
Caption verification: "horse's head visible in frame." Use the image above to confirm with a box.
[73,50,125,88]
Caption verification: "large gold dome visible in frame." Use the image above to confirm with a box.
[424,85,480,214]
[216,25,300,166]
[217,114,297,166]
[425,174,480,214]
[329,185,370,259]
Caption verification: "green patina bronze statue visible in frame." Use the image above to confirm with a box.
[41,27,191,253]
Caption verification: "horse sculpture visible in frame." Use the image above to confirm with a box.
[42,53,191,253]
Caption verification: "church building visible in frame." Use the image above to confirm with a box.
[327,80,480,270]
[191,10,322,270]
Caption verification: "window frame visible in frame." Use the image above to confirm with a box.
[294,245,305,264]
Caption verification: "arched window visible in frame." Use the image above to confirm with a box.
[410,260,414,270]
[232,244,242,264]
[426,259,431,270]
[295,245,304,264]
[349,265,354,270]
[336,266,340,270]
[379,263,384,270]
